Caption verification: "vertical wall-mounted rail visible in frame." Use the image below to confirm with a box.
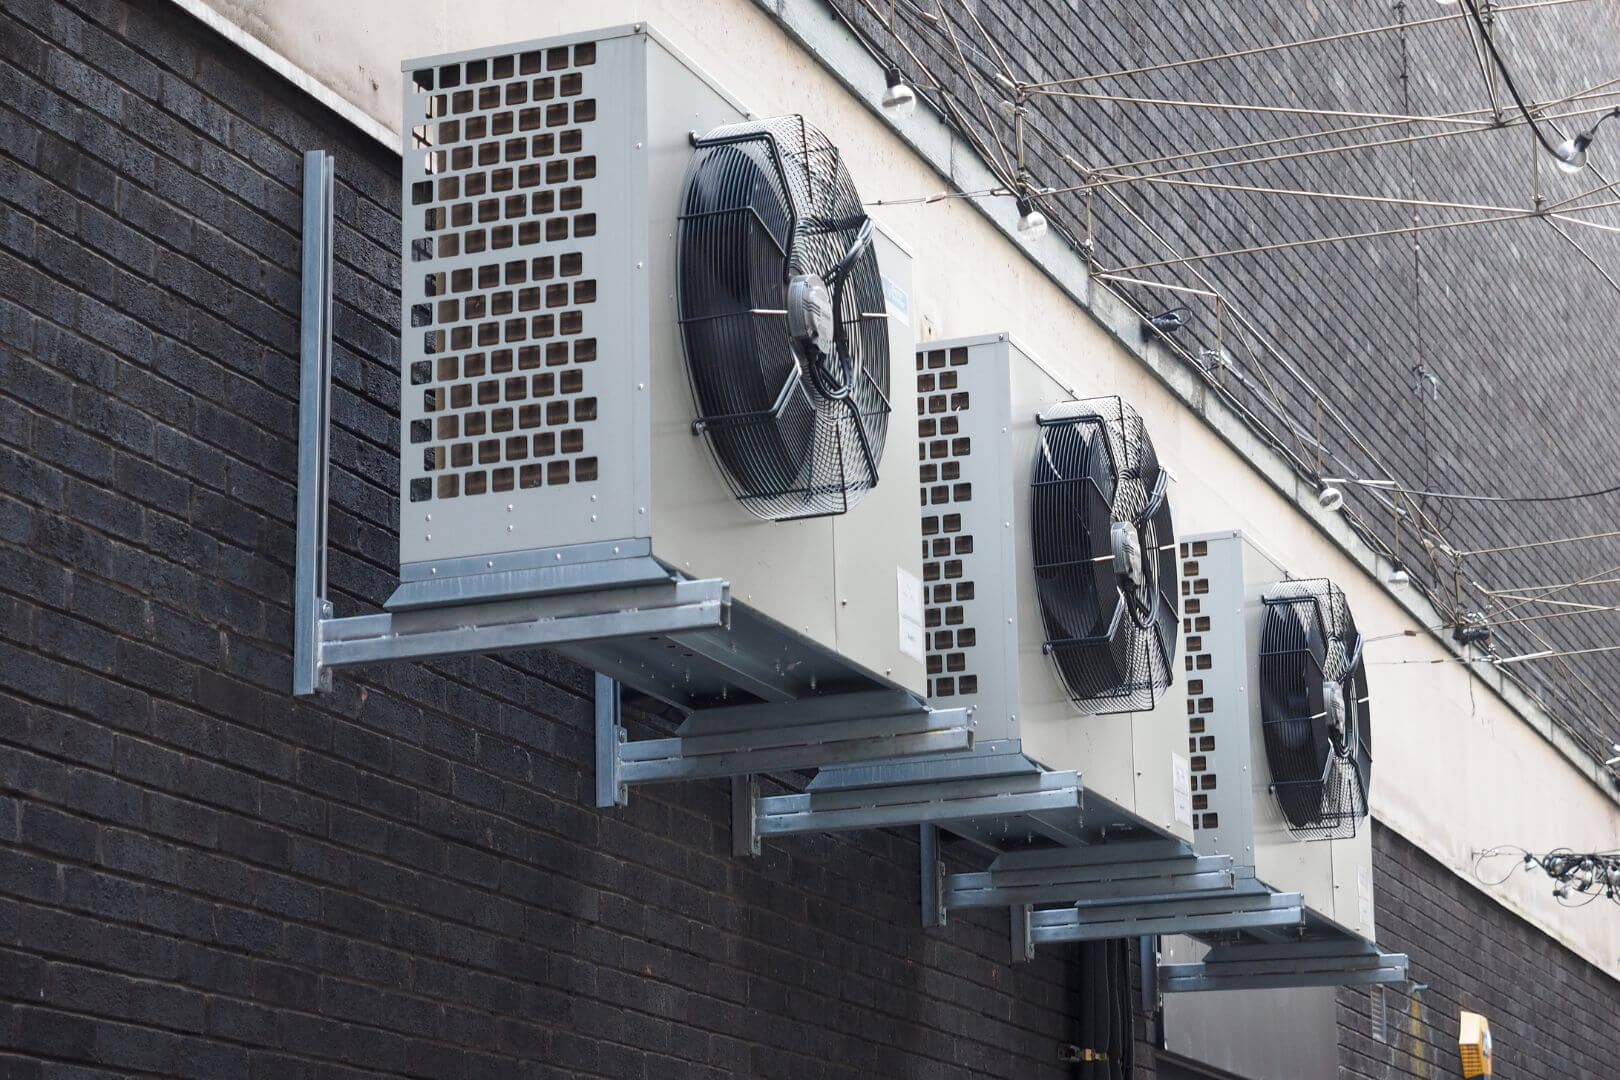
[920,824,944,928]
[595,674,625,807]
[293,150,335,696]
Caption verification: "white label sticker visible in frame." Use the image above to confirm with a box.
[1358,864,1374,931]
[881,273,910,326]
[1172,753,1193,827]
[897,567,925,663]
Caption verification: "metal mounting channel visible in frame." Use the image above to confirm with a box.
[317,579,729,671]
[1159,940,1410,993]
[293,149,334,696]
[752,766,1082,837]
[1026,886,1306,945]
[943,845,1236,911]
[595,685,976,809]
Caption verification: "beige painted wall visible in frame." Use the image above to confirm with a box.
[180,0,1620,979]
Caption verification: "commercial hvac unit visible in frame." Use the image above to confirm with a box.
[761,333,1189,845]
[1157,530,1406,990]
[292,25,973,797]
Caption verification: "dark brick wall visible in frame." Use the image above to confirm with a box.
[830,0,1620,760]
[0,2,1080,1076]
[1335,824,1620,1080]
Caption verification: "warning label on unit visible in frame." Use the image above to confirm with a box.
[1172,753,1193,827]
[882,274,910,326]
[897,567,925,662]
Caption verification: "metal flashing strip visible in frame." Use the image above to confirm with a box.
[1159,940,1410,993]
[594,678,975,809]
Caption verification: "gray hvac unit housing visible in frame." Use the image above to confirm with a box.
[388,25,926,709]
[807,332,1192,845]
[1176,530,1378,942]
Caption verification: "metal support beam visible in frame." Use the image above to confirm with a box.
[1139,934,1157,1015]
[318,579,730,672]
[1159,940,1409,993]
[599,690,975,810]
[920,824,945,927]
[1027,886,1305,945]
[755,764,1081,837]
[595,674,624,808]
[293,150,334,696]
[945,842,1235,911]
[1011,904,1034,963]
[732,775,760,857]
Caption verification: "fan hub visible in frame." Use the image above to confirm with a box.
[1323,679,1348,747]
[787,273,844,391]
[1110,521,1145,594]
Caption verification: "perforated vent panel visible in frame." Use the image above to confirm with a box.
[918,345,979,700]
[400,34,642,567]
[1180,539,1221,833]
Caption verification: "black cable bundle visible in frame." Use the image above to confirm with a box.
[676,115,890,520]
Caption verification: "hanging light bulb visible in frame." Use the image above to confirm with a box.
[1015,197,1047,242]
[1554,132,1592,174]
[881,67,917,119]
[1317,485,1344,512]
[1553,108,1620,173]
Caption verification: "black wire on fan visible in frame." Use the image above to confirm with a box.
[1032,397,1178,713]
[676,116,891,520]
[1259,580,1372,840]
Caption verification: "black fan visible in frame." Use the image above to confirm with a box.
[1258,579,1372,840]
[1031,397,1177,713]
[675,116,891,520]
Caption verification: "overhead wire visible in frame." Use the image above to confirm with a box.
[1020,0,1596,91]
[839,0,1620,754]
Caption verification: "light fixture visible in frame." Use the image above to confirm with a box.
[881,67,917,119]
[1387,563,1410,588]
[1317,485,1344,512]
[1015,196,1047,242]
[1553,107,1620,173]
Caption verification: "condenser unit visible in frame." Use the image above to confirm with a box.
[292,26,974,796]
[388,25,924,696]
[1176,530,1377,944]
[759,332,1190,848]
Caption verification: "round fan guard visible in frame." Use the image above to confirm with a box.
[675,115,890,521]
[1258,580,1372,840]
[1031,397,1178,714]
